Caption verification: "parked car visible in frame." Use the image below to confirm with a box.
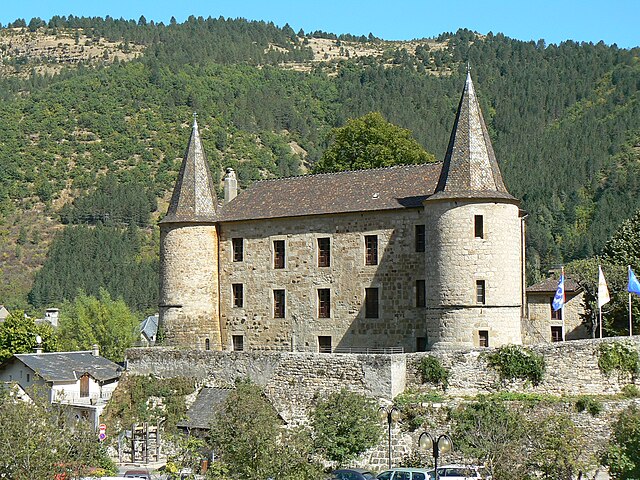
[123,470,152,480]
[332,468,377,480]
[435,465,491,480]
[376,468,434,480]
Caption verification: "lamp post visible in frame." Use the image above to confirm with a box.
[379,405,401,469]
[418,432,452,480]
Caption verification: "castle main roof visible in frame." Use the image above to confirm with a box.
[429,71,516,202]
[160,117,218,224]
[218,162,442,222]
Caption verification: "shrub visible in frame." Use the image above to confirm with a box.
[621,384,640,398]
[575,396,603,416]
[486,345,545,386]
[418,355,450,389]
[597,342,639,377]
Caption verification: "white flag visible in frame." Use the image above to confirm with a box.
[598,265,611,308]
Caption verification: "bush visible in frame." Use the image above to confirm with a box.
[598,342,639,377]
[486,345,546,386]
[621,384,640,398]
[575,396,603,416]
[418,355,450,389]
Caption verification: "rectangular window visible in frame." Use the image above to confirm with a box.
[474,215,484,239]
[476,280,486,304]
[273,240,285,269]
[318,237,331,267]
[365,287,379,318]
[232,335,244,351]
[479,330,489,347]
[416,279,426,308]
[415,225,426,252]
[550,297,563,320]
[318,336,332,354]
[232,284,244,308]
[232,238,244,262]
[551,326,563,342]
[365,235,378,265]
[80,374,89,397]
[273,289,285,318]
[416,337,427,352]
[318,288,331,318]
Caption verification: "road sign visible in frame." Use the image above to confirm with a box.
[98,423,107,441]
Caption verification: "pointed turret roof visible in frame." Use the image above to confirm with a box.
[428,71,516,202]
[160,116,218,224]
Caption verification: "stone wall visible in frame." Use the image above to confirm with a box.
[217,209,428,353]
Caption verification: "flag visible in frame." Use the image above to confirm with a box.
[552,273,565,311]
[629,266,640,296]
[598,265,611,308]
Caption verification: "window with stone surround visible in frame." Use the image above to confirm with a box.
[232,283,244,308]
[550,296,562,320]
[273,289,285,318]
[416,279,426,307]
[205,338,210,350]
[474,215,484,239]
[318,237,331,267]
[232,335,244,351]
[232,238,244,262]
[415,224,426,252]
[365,235,378,265]
[365,287,379,318]
[479,330,489,347]
[273,240,285,269]
[476,280,486,304]
[318,336,332,353]
[551,326,563,342]
[318,288,331,318]
[416,337,427,352]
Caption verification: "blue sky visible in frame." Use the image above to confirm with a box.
[1,0,638,48]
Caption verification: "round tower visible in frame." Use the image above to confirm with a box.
[159,116,222,350]
[425,72,524,350]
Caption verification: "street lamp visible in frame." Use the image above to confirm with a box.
[418,432,452,480]
[379,405,401,469]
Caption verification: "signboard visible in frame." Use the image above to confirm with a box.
[98,423,106,441]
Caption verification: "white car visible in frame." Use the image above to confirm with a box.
[435,465,491,480]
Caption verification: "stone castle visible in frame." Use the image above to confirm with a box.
[158,72,582,353]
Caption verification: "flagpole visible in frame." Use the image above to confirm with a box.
[599,305,603,339]
[630,266,634,337]
[561,267,566,341]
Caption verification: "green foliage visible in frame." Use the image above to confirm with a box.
[0,311,58,362]
[313,112,435,173]
[102,374,195,433]
[574,395,603,416]
[621,384,640,398]
[597,342,640,377]
[311,388,381,466]
[603,404,640,479]
[209,380,321,480]
[418,355,450,389]
[0,388,117,478]
[393,390,445,432]
[56,289,139,362]
[485,345,546,386]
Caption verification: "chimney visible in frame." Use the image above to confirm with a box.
[92,344,100,357]
[34,335,43,354]
[223,168,237,204]
[45,308,59,327]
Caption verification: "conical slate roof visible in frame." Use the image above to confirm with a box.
[160,117,218,224]
[428,71,516,202]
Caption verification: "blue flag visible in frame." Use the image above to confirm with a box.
[552,274,565,311]
[629,267,640,296]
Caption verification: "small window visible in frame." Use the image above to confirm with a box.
[232,284,244,308]
[474,215,484,239]
[365,235,378,265]
[274,289,285,318]
[479,330,489,347]
[416,279,426,308]
[415,224,426,252]
[232,238,244,262]
[318,336,332,353]
[318,288,331,318]
[365,287,379,318]
[550,297,562,320]
[273,240,285,269]
[318,237,331,267]
[232,335,244,351]
[416,337,427,352]
[80,374,89,397]
[551,326,563,342]
[205,338,210,351]
[26,373,30,383]
[476,280,486,304]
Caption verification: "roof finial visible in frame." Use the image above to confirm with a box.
[192,111,198,128]
[466,61,470,73]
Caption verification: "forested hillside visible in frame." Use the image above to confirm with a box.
[0,16,638,317]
